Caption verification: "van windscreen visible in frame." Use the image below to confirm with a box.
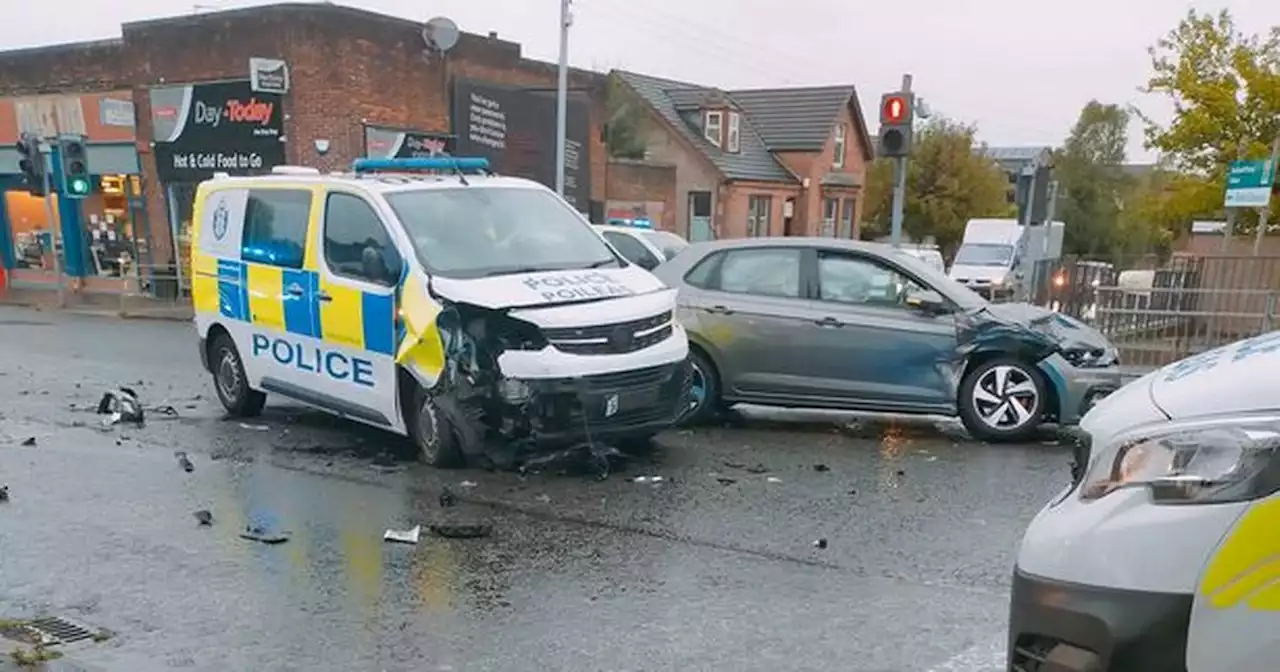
[954,243,1012,266]
[385,187,622,279]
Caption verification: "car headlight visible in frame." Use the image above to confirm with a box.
[1080,415,1280,504]
[1062,345,1118,368]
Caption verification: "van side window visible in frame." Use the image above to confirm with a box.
[324,192,403,286]
[241,189,312,269]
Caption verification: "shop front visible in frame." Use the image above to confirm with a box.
[149,79,285,295]
[0,92,146,293]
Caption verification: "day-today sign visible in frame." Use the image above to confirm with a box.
[1224,159,1277,209]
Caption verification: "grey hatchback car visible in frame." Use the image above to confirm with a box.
[652,238,1124,442]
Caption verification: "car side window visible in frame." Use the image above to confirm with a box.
[684,251,722,288]
[241,189,312,269]
[818,251,925,308]
[603,231,661,269]
[717,248,802,298]
[324,192,403,286]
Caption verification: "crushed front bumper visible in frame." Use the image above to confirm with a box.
[1007,567,1192,672]
[1039,356,1123,425]
[499,360,691,446]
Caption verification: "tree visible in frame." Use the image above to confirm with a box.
[603,73,649,160]
[861,118,1012,256]
[1137,9,1280,235]
[1055,101,1135,258]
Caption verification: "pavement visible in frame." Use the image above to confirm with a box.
[0,305,1082,672]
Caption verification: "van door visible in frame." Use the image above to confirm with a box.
[312,189,404,429]
[235,187,319,392]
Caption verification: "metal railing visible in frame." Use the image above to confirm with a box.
[1032,255,1280,370]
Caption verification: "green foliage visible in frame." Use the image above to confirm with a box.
[1138,9,1280,235]
[861,118,1011,255]
[1056,101,1136,258]
[603,73,648,160]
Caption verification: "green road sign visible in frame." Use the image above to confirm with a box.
[1224,159,1277,208]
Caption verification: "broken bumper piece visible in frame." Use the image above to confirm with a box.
[501,360,691,445]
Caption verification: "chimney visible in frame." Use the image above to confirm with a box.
[488,31,498,39]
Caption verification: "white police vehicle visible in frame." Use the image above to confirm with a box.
[1008,331,1280,671]
[191,157,691,468]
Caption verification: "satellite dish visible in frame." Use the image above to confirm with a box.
[423,16,459,53]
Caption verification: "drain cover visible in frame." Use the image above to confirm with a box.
[25,617,95,645]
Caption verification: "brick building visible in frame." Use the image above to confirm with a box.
[0,3,617,298]
[614,71,875,242]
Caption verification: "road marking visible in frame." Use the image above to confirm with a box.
[926,635,1005,672]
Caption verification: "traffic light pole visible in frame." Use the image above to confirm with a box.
[889,74,912,249]
[38,140,65,308]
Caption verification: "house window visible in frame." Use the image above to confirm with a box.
[840,197,856,238]
[704,110,723,147]
[747,195,772,237]
[833,123,847,169]
[727,111,741,153]
[822,197,838,237]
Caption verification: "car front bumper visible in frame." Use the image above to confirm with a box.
[1038,356,1123,425]
[1007,566,1192,671]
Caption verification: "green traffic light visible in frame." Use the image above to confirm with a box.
[67,177,91,196]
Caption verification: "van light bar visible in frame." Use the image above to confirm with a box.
[351,157,491,174]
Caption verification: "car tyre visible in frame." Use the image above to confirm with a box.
[210,332,266,417]
[678,348,723,427]
[409,385,481,468]
[958,357,1047,443]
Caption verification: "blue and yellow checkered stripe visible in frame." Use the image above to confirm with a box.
[200,258,397,356]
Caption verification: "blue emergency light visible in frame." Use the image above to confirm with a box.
[351,157,491,174]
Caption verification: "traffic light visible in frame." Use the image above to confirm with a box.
[877,92,915,158]
[57,134,91,199]
[15,133,46,196]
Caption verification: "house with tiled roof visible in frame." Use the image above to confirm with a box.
[613,71,874,241]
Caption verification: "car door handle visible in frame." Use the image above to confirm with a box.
[315,291,333,302]
[814,316,843,328]
[705,304,734,315]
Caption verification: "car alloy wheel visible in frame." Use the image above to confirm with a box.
[972,364,1040,431]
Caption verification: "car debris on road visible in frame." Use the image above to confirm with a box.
[97,387,145,427]
[384,525,422,544]
[193,510,213,526]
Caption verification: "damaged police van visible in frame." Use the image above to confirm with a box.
[190,157,691,468]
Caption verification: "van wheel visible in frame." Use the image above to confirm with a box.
[958,357,1046,443]
[409,386,481,468]
[210,332,266,417]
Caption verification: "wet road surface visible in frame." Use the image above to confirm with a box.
[0,306,1075,671]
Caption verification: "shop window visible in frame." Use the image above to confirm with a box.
[4,189,60,274]
[243,189,312,269]
[83,174,148,279]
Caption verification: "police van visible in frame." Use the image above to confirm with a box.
[1008,331,1280,671]
[191,157,691,467]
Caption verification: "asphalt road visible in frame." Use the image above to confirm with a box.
[0,305,1074,672]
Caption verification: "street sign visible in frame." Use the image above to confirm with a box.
[1224,159,1276,208]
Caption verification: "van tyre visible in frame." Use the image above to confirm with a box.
[679,349,724,427]
[958,357,1047,443]
[409,386,481,468]
[210,332,266,417]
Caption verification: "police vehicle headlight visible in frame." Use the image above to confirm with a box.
[1081,415,1280,504]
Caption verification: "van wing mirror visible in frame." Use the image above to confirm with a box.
[904,288,946,313]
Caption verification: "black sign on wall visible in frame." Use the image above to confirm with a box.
[363,125,456,159]
[451,79,592,212]
[149,79,285,182]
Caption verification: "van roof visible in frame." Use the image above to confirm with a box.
[204,170,547,195]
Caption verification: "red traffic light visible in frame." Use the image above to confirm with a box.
[882,95,909,124]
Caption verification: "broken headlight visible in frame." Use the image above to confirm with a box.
[1062,345,1117,368]
[1080,415,1280,504]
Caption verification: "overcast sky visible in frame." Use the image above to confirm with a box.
[3,0,1277,162]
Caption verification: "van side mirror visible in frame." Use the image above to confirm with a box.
[905,288,947,314]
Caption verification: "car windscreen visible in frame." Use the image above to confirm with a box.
[889,249,988,311]
[640,230,689,260]
[385,187,622,278]
[953,243,1012,266]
